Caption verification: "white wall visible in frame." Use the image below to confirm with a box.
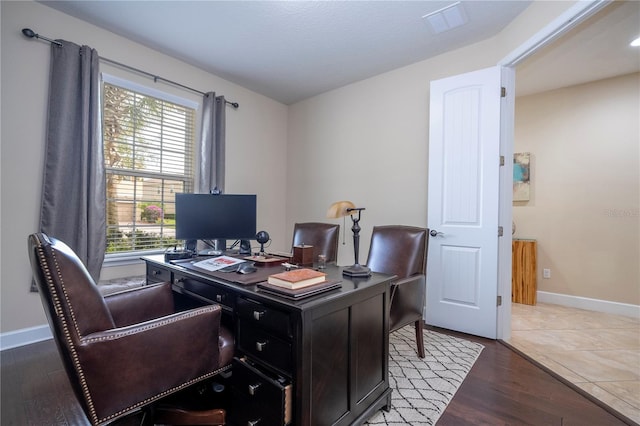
[514,73,640,305]
[1,1,288,333]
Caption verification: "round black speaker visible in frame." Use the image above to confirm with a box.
[256,230,270,255]
[256,230,270,244]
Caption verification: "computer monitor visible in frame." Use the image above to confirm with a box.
[175,194,257,246]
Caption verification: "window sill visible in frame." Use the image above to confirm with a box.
[103,249,164,267]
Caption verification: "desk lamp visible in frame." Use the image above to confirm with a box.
[327,201,371,277]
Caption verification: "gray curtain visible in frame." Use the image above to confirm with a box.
[38,40,106,283]
[197,92,226,194]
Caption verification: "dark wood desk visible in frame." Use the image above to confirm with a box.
[143,255,393,426]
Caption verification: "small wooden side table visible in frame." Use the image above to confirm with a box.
[512,239,537,305]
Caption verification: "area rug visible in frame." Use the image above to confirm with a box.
[365,326,484,426]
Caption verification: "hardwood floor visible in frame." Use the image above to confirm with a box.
[1,330,633,425]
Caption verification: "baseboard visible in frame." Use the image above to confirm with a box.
[0,325,52,351]
[537,291,640,319]
[4,292,636,351]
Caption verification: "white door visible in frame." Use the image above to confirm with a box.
[426,66,511,339]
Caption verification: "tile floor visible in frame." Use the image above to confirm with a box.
[506,302,640,425]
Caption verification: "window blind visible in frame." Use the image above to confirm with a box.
[103,83,195,254]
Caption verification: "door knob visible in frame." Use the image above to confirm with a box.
[430,229,444,237]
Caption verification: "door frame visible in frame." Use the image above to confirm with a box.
[495,0,609,339]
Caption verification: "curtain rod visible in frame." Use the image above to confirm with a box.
[21,28,239,109]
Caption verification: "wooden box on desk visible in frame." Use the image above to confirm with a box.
[512,239,537,305]
[292,245,314,266]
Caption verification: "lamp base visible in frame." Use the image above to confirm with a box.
[342,264,371,277]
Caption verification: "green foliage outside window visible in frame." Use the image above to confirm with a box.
[106,229,178,253]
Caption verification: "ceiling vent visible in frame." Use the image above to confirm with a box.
[422,2,468,34]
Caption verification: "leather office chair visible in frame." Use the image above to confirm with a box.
[365,225,428,358]
[28,233,234,426]
[292,222,340,263]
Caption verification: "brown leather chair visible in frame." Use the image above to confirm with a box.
[365,225,428,358]
[292,222,340,263]
[28,233,233,425]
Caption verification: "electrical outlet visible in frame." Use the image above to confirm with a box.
[543,268,551,279]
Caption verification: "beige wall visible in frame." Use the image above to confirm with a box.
[1,1,289,332]
[286,1,577,267]
[514,73,640,305]
[1,0,588,334]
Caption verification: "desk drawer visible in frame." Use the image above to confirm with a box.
[146,264,171,284]
[230,358,291,426]
[236,298,292,338]
[173,273,234,311]
[238,324,292,374]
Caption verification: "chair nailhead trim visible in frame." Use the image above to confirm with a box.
[36,243,100,425]
[36,239,229,426]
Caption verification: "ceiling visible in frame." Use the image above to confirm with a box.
[516,1,640,97]
[39,1,639,104]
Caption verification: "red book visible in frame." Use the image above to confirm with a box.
[268,268,327,289]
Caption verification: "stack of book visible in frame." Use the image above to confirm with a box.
[259,268,341,300]
[267,268,327,289]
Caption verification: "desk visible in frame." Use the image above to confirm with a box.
[143,255,393,426]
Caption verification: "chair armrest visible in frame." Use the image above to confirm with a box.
[104,282,174,327]
[390,274,424,298]
[389,274,426,332]
[76,304,225,423]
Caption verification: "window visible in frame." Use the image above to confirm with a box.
[103,79,196,254]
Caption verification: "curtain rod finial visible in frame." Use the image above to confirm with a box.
[22,28,36,38]
[21,28,62,46]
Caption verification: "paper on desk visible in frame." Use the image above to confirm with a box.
[192,255,244,272]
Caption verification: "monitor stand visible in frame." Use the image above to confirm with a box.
[185,240,197,252]
[239,239,251,255]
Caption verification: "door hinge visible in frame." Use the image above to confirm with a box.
[501,87,506,97]
[498,226,504,237]
[500,155,505,166]
[497,295,502,306]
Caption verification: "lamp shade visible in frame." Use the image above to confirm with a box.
[326,200,356,218]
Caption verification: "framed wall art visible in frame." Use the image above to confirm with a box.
[513,152,530,201]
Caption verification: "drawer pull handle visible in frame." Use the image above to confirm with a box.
[216,294,224,302]
[153,270,161,275]
[256,340,268,352]
[247,420,261,426]
[248,382,261,396]
[253,310,265,320]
